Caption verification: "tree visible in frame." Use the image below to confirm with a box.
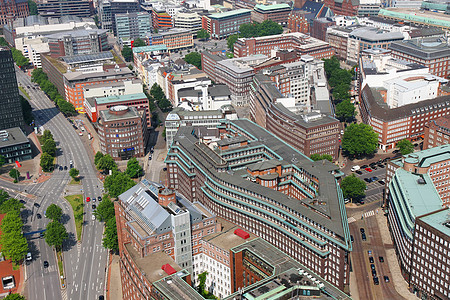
[335,100,356,122]
[323,56,340,79]
[69,168,79,180]
[0,155,5,167]
[40,153,54,172]
[0,190,10,206]
[21,95,34,125]
[0,230,28,263]
[121,45,133,62]
[0,198,24,214]
[104,171,136,198]
[42,138,56,157]
[41,130,54,144]
[397,139,414,155]
[96,154,117,172]
[94,197,115,222]
[102,217,118,252]
[184,52,202,70]
[342,123,378,157]
[0,210,23,234]
[57,99,77,116]
[45,204,62,221]
[157,97,173,112]
[4,294,26,300]
[0,37,8,46]
[340,174,366,201]
[256,20,283,36]
[44,221,68,250]
[94,151,104,166]
[227,34,238,52]
[332,84,351,101]
[196,29,210,41]
[310,154,333,162]
[329,69,352,88]
[126,157,143,178]
[150,83,165,101]
[9,169,20,183]
[28,0,38,15]
[133,38,146,47]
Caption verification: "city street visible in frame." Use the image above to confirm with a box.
[10,68,107,300]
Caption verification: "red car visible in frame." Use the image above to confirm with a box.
[86,197,91,202]
[365,167,372,172]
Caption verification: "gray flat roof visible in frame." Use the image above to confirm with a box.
[389,37,450,60]
[0,127,29,148]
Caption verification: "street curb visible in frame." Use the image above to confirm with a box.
[54,248,66,290]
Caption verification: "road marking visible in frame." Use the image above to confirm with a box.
[363,210,375,218]
[348,216,356,224]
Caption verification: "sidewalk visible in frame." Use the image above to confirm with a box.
[107,254,122,300]
[375,213,411,299]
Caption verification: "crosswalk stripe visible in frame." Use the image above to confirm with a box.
[348,217,356,224]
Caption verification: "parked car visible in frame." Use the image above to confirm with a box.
[360,228,365,234]
[373,277,379,285]
[384,276,389,283]
[372,269,377,277]
[26,252,32,261]
[370,264,376,270]
[371,176,379,181]
[364,178,371,183]
[359,198,365,204]
[362,233,367,241]
[378,180,385,185]
[368,250,372,255]
[351,166,360,172]
[355,170,363,175]
[361,165,369,169]
[36,213,42,219]
[379,256,384,263]
[365,168,372,172]
[34,203,40,208]
[378,164,385,168]
[371,166,378,170]
[369,256,374,263]
[19,200,26,204]
[350,235,354,243]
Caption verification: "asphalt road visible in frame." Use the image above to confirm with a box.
[12,68,107,300]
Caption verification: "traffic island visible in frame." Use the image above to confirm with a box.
[64,194,84,241]
[55,250,66,289]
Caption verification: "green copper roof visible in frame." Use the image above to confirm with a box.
[419,209,450,237]
[133,45,167,53]
[254,3,291,11]
[95,92,147,105]
[378,8,450,28]
[208,9,251,20]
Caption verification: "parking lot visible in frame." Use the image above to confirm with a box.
[350,160,389,205]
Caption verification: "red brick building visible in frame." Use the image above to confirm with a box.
[424,115,450,151]
[0,0,29,25]
[251,3,292,25]
[202,9,251,40]
[311,18,335,41]
[323,0,358,16]
[287,9,309,33]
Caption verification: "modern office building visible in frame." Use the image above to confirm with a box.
[202,9,251,39]
[115,12,152,40]
[389,37,450,79]
[47,29,108,58]
[99,0,140,33]
[251,3,292,25]
[0,0,28,25]
[166,119,351,290]
[152,8,172,29]
[97,106,147,160]
[36,0,92,17]
[233,32,334,59]
[173,10,202,35]
[384,146,450,299]
[0,48,24,130]
[0,127,31,163]
[158,28,193,52]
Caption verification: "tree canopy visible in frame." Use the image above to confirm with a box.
[21,95,34,125]
[227,34,238,52]
[150,83,172,112]
[69,168,79,179]
[4,293,26,300]
[0,198,24,214]
[126,157,143,178]
[340,174,366,201]
[335,100,356,122]
[45,204,62,221]
[96,154,117,173]
[184,52,202,70]
[133,38,146,47]
[11,48,29,68]
[94,197,115,222]
[226,20,282,51]
[102,217,119,252]
[197,29,210,41]
[310,154,333,162]
[45,221,68,250]
[42,138,56,156]
[0,210,28,263]
[28,0,38,15]
[40,152,54,172]
[397,139,414,155]
[104,171,136,198]
[94,151,104,166]
[341,123,378,157]
[9,169,20,182]
[122,45,133,62]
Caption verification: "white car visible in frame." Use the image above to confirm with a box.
[351,166,360,172]
[92,215,96,220]
[26,252,32,261]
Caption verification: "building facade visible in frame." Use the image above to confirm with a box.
[99,0,140,33]
[0,0,28,25]
[311,18,335,41]
[0,127,31,163]
[325,26,352,60]
[287,9,309,34]
[0,48,24,130]
[173,10,202,35]
[115,12,152,40]
[47,29,108,58]
[159,28,193,52]
[251,4,292,25]
[233,32,334,59]
[202,9,251,40]
[152,8,172,29]
[36,0,92,17]
[97,106,147,160]
[423,115,450,150]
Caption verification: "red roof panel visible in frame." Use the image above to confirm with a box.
[161,264,176,275]
[234,229,250,239]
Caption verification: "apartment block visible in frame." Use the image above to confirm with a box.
[233,32,334,59]
[384,146,450,299]
[159,28,193,52]
[325,26,353,59]
[173,10,202,35]
[99,0,140,33]
[202,9,251,40]
[47,29,108,58]
[115,12,152,40]
[251,3,292,25]
[36,0,92,17]
[0,0,28,25]
[152,8,172,29]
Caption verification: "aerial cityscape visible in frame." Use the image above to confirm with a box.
[0,0,448,299]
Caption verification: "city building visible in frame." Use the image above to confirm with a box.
[47,29,108,58]
[168,77,212,107]
[323,0,381,16]
[250,73,339,160]
[36,0,92,17]
[0,48,24,130]
[172,10,202,36]
[287,9,309,34]
[378,7,450,32]
[233,32,334,59]
[152,8,172,29]
[384,146,450,299]
[97,106,147,160]
[326,26,353,59]
[311,18,336,41]
[346,26,404,63]
[63,64,135,112]
[202,9,252,39]
[0,0,28,25]
[158,28,193,52]
[177,84,233,111]
[166,119,351,290]
[165,106,237,149]
[251,3,292,25]
[99,0,140,33]
[115,12,152,40]
[389,37,450,79]
[0,127,31,163]
[423,115,450,150]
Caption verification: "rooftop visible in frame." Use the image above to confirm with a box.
[45,28,107,40]
[418,208,450,237]
[350,27,404,41]
[0,127,29,148]
[63,66,133,81]
[254,3,292,11]
[378,8,450,29]
[389,37,450,60]
[208,8,251,20]
[217,54,267,74]
[99,106,141,122]
[203,218,257,251]
[62,52,113,65]
[132,45,168,53]
[95,92,147,105]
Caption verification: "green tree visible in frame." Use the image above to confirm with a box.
[20,95,34,125]
[184,52,202,70]
[28,0,38,15]
[94,197,115,222]
[335,100,356,122]
[340,174,366,201]
[0,155,5,167]
[196,29,210,41]
[150,83,165,101]
[126,157,143,178]
[133,38,146,47]
[329,69,352,88]
[45,204,62,221]
[397,139,414,155]
[104,171,136,198]
[96,154,117,172]
[310,154,333,162]
[0,37,8,46]
[0,230,28,263]
[323,56,340,79]
[69,168,79,180]
[121,45,133,62]
[9,169,20,183]
[4,293,26,300]
[227,34,238,52]
[41,130,54,144]
[342,123,378,157]
[0,190,10,206]
[0,210,23,234]
[157,97,173,112]
[40,152,54,172]
[57,99,77,116]
[94,151,104,166]
[256,20,283,36]
[0,198,24,214]
[44,221,68,250]
[332,84,351,101]
[102,217,118,252]
[42,138,56,157]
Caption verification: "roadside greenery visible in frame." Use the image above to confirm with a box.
[96,154,117,173]
[28,0,38,15]
[39,129,57,172]
[197,29,210,41]
[31,68,77,116]
[69,168,79,181]
[227,20,283,51]
[104,170,136,198]
[122,45,132,62]
[45,203,62,221]
[340,174,366,202]
[310,154,333,162]
[184,52,202,70]
[65,194,84,240]
[20,95,34,125]
[125,157,143,178]
[0,155,5,168]
[397,139,414,155]
[0,199,28,264]
[4,293,26,300]
[133,38,146,47]
[44,220,68,251]
[94,195,118,252]
[9,169,20,183]
[342,123,378,158]
[150,83,172,112]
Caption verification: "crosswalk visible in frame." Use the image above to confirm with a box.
[348,210,376,224]
[61,288,68,300]
[348,216,356,224]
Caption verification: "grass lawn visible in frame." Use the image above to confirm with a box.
[69,178,81,185]
[56,251,66,287]
[18,86,30,99]
[226,52,234,58]
[65,194,84,241]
